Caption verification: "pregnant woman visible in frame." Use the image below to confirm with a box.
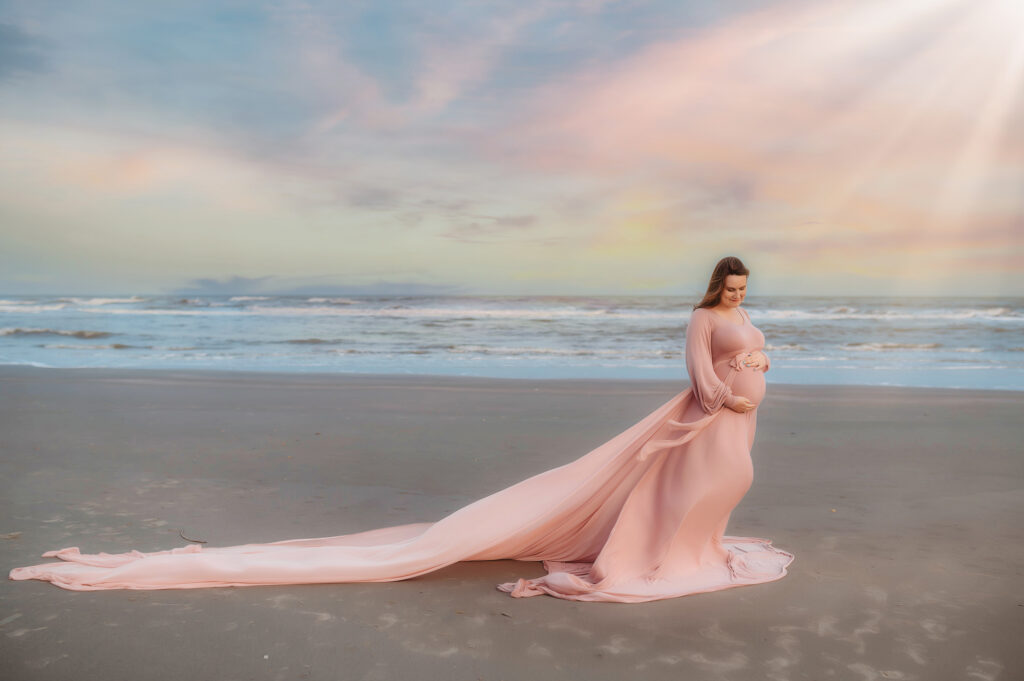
[11,256,794,602]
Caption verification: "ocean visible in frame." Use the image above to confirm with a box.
[0,294,1021,390]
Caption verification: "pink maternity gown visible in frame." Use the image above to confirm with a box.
[10,306,794,602]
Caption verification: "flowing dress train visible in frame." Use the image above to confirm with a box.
[9,306,794,602]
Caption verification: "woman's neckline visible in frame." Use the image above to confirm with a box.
[708,306,746,325]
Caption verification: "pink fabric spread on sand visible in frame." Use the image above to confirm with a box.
[10,306,794,602]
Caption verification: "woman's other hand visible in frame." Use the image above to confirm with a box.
[726,395,757,413]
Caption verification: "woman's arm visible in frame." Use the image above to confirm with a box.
[685,309,741,414]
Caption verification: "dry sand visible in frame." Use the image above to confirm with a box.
[1,366,1021,681]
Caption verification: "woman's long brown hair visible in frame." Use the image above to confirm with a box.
[693,256,750,310]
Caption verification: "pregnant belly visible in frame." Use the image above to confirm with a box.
[731,367,766,406]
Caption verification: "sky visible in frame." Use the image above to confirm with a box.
[0,0,1022,297]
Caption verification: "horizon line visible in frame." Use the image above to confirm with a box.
[2,291,1022,300]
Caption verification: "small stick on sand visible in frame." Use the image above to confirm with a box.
[178,529,207,544]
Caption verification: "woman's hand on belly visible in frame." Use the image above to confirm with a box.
[726,395,757,414]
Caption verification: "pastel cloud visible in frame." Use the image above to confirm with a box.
[484,0,1024,278]
[0,0,1021,295]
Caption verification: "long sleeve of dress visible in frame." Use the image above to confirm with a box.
[685,308,737,414]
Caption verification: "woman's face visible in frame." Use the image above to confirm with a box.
[718,274,747,307]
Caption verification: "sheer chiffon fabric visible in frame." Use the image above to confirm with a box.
[10,306,794,602]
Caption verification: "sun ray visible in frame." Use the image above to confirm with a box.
[931,1,1024,229]
[805,0,981,219]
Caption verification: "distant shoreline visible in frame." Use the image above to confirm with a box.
[2,364,1021,394]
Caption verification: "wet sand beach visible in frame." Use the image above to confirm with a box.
[1,366,1021,680]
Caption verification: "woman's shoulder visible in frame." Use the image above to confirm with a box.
[689,306,714,325]
[691,306,715,319]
